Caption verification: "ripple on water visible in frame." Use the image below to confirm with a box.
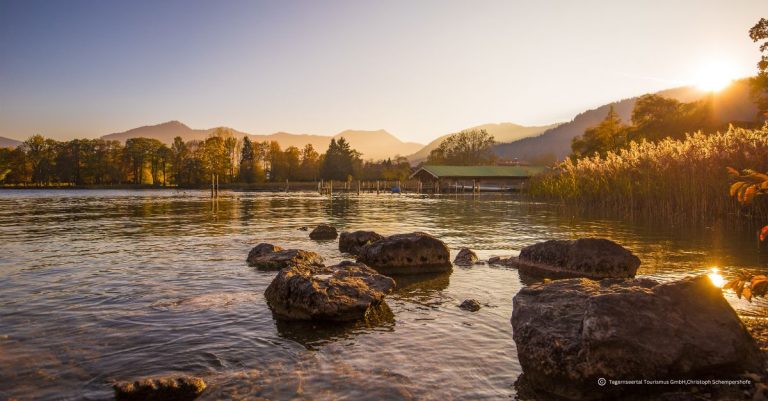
[0,189,766,400]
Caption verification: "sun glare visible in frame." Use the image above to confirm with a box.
[694,62,738,92]
[707,267,725,288]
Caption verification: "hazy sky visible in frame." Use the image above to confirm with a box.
[1,0,766,143]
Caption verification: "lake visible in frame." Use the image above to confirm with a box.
[1,189,767,400]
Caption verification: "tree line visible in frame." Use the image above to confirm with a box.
[0,129,415,186]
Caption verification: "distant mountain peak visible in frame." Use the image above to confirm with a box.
[0,136,22,149]
[162,120,189,128]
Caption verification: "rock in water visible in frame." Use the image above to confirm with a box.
[309,224,338,240]
[357,232,452,275]
[247,243,283,260]
[453,248,478,265]
[264,261,396,321]
[514,238,640,279]
[114,376,206,401]
[339,230,385,255]
[246,244,323,271]
[511,276,763,400]
[488,256,516,266]
[458,299,481,312]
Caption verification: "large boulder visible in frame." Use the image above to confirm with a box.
[513,238,640,279]
[264,261,396,321]
[511,276,764,400]
[309,224,338,240]
[114,376,206,401]
[453,248,478,265]
[357,232,451,275]
[339,230,385,255]
[246,244,323,271]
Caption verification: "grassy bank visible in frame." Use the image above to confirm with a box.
[528,125,768,221]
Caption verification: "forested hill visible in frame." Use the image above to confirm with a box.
[406,122,560,163]
[493,80,759,163]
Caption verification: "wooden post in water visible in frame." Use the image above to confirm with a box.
[215,175,219,197]
[376,181,379,195]
[211,173,214,198]
[329,180,333,196]
[357,180,361,195]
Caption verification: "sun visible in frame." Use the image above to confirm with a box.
[694,62,738,92]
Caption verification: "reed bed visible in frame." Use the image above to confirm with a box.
[529,125,768,222]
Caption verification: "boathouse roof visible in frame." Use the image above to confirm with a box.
[409,165,548,179]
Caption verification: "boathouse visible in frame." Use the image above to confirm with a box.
[409,165,548,192]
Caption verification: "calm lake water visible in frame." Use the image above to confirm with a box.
[1,189,767,400]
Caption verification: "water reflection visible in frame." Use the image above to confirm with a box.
[274,303,395,349]
[1,190,768,400]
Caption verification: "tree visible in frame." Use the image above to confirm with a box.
[22,135,58,185]
[749,18,768,117]
[171,136,189,185]
[284,146,301,181]
[628,95,684,142]
[320,137,361,180]
[267,141,285,181]
[299,144,320,181]
[201,134,230,182]
[239,136,255,183]
[426,129,496,165]
[571,106,628,158]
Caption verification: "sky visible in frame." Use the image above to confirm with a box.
[0,0,766,144]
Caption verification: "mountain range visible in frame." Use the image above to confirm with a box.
[102,121,423,161]
[2,80,760,162]
[492,79,760,163]
[0,136,21,149]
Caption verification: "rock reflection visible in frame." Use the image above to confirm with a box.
[390,272,451,308]
[274,303,395,349]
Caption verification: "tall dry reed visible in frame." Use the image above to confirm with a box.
[529,125,768,222]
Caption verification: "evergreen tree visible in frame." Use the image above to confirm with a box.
[571,106,628,158]
[239,136,255,183]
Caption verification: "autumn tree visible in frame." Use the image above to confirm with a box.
[427,129,496,165]
[284,146,301,181]
[299,144,320,181]
[750,18,768,117]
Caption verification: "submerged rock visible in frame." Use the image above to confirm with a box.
[264,261,396,321]
[511,276,763,400]
[114,376,206,401]
[309,224,338,240]
[246,244,323,271]
[488,256,516,266]
[458,299,481,312]
[513,238,640,279]
[339,230,384,255]
[453,248,478,265]
[357,232,452,275]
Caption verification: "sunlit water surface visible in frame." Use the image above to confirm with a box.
[1,190,767,400]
